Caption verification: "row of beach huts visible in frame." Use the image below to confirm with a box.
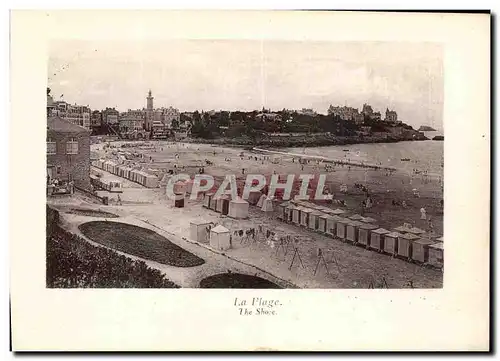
[277,199,444,269]
[92,159,159,188]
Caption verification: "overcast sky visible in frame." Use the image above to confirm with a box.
[48,40,443,129]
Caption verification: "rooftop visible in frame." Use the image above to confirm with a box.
[47,116,90,134]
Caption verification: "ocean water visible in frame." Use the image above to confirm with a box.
[286,133,444,177]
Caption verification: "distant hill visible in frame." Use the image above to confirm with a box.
[418,125,436,131]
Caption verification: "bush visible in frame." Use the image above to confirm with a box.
[46,226,179,288]
[46,205,60,239]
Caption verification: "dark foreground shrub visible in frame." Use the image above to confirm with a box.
[46,226,179,288]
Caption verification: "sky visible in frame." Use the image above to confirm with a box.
[48,40,444,129]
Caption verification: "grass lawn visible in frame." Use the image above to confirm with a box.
[67,208,119,218]
[47,226,179,288]
[79,221,205,267]
[199,273,282,288]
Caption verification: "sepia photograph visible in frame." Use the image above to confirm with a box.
[10,10,490,351]
[46,39,444,289]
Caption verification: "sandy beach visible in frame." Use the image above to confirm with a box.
[95,140,443,235]
[51,139,445,289]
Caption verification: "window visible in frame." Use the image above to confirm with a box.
[47,138,56,155]
[66,137,78,154]
[56,166,61,175]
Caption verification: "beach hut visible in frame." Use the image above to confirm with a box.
[261,196,274,212]
[127,168,134,181]
[411,238,437,263]
[292,206,302,225]
[324,215,337,236]
[247,191,262,206]
[349,214,363,221]
[428,241,444,268]
[394,225,413,234]
[318,214,328,233]
[322,208,335,216]
[137,171,147,186]
[209,195,218,211]
[173,181,187,196]
[313,205,326,211]
[408,227,426,236]
[332,208,346,216]
[143,174,158,188]
[190,220,212,243]
[130,169,139,183]
[360,217,377,223]
[210,225,231,251]
[203,192,215,208]
[228,198,249,219]
[397,232,421,259]
[336,217,350,240]
[308,211,322,231]
[217,195,231,215]
[257,194,266,208]
[173,193,184,208]
[358,223,379,247]
[303,201,316,209]
[381,231,399,255]
[346,220,363,243]
[300,208,313,227]
[277,201,290,220]
[123,167,132,180]
[370,228,391,252]
[284,204,295,223]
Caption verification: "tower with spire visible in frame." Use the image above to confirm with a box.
[145,90,155,131]
[147,89,154,111]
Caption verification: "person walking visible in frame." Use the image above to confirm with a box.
[420,207,427,220]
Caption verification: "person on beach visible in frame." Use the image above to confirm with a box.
[427,216,434,233]
[420,207,427,220]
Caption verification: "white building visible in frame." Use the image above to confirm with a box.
[298,108,317,116]
[385,108,399,123]
[328,105,361,122]
[51,101,91,129]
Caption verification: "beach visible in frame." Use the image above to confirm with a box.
[92,140,444,235]
[47,139,443,289]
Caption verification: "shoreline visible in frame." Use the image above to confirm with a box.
[180,132,429,149]
[252,147,398,172]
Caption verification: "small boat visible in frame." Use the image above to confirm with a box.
[343,149,350,152]
[401,158,411,162]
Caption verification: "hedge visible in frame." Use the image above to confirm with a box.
[46,206,179,288]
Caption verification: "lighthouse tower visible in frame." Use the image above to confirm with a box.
[145,90,154,130]
[147,89,154,110]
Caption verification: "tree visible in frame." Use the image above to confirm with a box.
[171,119,179,129]
[193,111,201,125]
[202,112,210,125]
[219,111,230,127]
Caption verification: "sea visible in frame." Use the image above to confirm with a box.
[286,131,444,177]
